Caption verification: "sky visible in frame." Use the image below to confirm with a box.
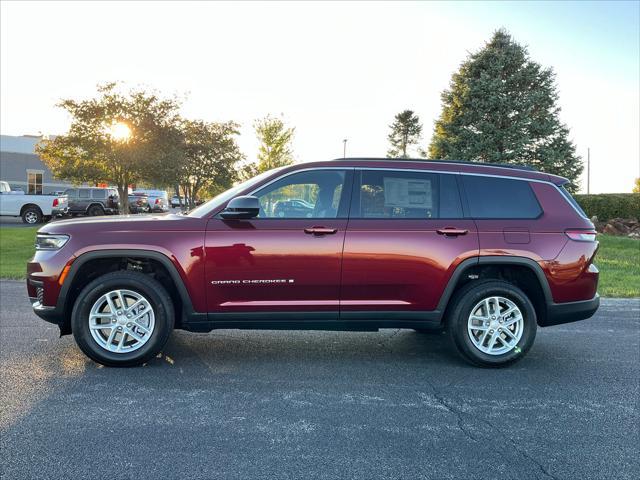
[1,0,638,193]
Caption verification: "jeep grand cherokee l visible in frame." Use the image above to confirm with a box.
[27,159,599,367]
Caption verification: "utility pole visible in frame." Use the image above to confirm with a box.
[587,147,590,195]
[343,139,348,159]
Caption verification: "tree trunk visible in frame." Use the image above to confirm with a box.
[118,183,128,215]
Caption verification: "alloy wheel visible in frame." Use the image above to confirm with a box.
[467,296,524,355]
[88,289,155,353]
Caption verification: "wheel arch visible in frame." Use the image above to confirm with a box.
[85,202,105,213]
[438,256,553,326]
[20,203,43,215]
[59,249,199,334]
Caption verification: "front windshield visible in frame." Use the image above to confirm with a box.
[187,167,285,218]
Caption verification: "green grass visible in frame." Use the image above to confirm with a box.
[596,234,640,298]
[0,227,37,279]
[0,228,638,297]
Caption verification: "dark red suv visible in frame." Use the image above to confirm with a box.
[27,159,599,367]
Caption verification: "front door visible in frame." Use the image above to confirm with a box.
[205,168,353,319]
[340,169,479,319]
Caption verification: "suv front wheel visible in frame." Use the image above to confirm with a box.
[447,280,537,367]
[71,271,174,367]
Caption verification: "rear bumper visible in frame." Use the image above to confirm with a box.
[542,294,600,327]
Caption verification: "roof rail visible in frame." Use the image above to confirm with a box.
[329,157,537,172]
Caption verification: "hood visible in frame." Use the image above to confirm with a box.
[39,214,206,235]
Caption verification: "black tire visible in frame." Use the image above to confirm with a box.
[447,280,537,368]
[71,271,174,367]
[21,206,43,224]
[87,204,105,216]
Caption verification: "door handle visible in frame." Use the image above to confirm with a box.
[436,227,468,237]
[304,226,338,235]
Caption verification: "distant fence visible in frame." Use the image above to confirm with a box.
[574,193,640,221]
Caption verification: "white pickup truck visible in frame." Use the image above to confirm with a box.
[0,181,68,224]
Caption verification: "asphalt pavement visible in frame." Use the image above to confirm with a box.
[0,279,638,480]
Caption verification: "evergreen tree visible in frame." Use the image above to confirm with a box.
[428,29,583,189]
[387,110,423,158]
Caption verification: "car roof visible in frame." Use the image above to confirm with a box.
[279,158,568,185]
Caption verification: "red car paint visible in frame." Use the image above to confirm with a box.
[28,159,599,333]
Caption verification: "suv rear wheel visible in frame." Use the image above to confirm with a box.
[71,271,174,367]
[87,204,105,216]
[447,280,537,367]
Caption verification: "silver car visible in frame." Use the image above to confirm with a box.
[132,189,169,213]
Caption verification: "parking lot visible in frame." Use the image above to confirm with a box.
[0,280,638,480]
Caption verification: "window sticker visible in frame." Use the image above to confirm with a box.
[383,177,432,209]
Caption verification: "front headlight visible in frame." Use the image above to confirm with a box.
[35,234,70,250]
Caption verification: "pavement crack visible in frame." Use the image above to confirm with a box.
[421,379,559,480]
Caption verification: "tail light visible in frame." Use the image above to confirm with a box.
[52,198,59,207]
[155,198,160,204]
[565,229,597,242]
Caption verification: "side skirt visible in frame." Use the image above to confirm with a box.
[180,311,443,333]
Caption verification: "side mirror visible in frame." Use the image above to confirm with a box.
[220,195,260,220]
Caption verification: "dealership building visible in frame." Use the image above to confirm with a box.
[0,135,74,194]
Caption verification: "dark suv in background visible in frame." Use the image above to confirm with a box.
[64,187,119,216]
[28,159,599,368]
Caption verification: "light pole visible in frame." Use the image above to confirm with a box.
[343,139,348,159]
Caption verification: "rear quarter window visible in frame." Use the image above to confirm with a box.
[462,175,542,219]
[91,189,107,199]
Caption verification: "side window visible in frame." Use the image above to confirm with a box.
[78,189,90,199]
[253,170,348,218]
[65,189,77,197]
[462,175,542,219]
[356,170,462,219]
[91,189,107,199]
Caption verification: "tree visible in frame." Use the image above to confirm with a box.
[428,29,583,190]
[178,120,244,209]
[633,178,640,193]
[387,110,423,158]
[253,115,295,173]
[36,83,183,213]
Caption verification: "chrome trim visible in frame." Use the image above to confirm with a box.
[229,164,586,222]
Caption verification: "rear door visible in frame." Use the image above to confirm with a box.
[340,168,479,319]
[204,168,353,318]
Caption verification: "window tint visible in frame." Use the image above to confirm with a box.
[91,189,107,199]
[65,189,77,197]
[356,170,462,219]
[462,175,542,219]
[253,170,347,218]
[78,189,90,199]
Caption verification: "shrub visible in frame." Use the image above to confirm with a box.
[574,193,640,221]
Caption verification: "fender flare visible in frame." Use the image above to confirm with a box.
[85,203,105,214]
[435,256,553,315]
[58,249,199,322]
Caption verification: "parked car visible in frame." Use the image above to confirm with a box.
[64,187,119,216]
[128,193,149,214]
[132,189,169,213]
[272,198,315,218]
[170,195,183,208]
[0,180,68,224]
[28,159,599,367]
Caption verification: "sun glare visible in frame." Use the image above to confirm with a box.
[108,122,131,141]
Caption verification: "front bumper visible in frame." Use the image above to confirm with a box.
[542,294,600,327]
